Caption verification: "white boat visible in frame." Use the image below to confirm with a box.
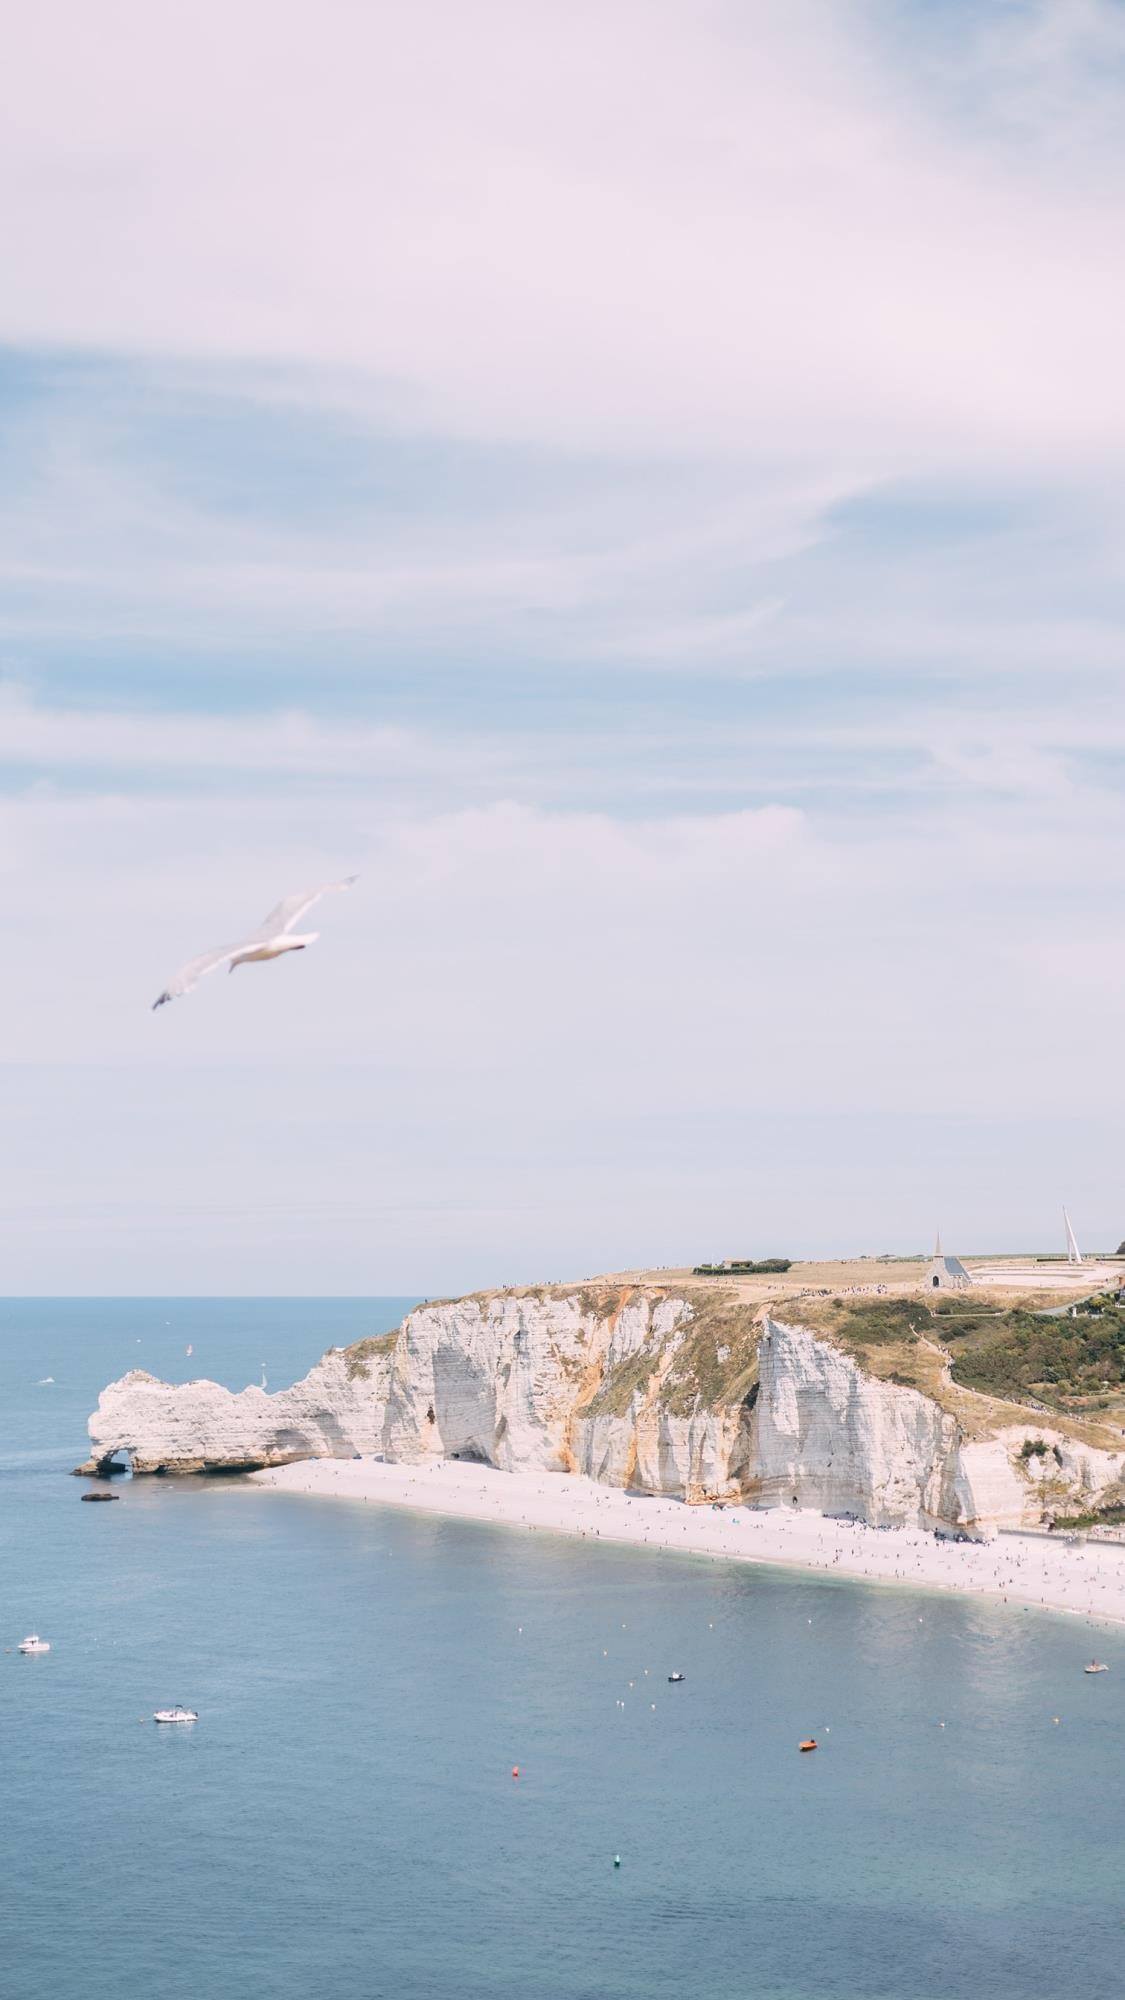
[18,1634,50,1654]
[153,1705,198,1723]
[1084,1662,1109,1675]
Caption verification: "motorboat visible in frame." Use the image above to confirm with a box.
[1084,1662,1109,1675]
[18,1634,50,1654]
[799,1738,818,1752]
[153,1705,198,1723]
[667,1671,685,1683]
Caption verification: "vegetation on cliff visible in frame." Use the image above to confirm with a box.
[580,1292,760,1420]
[947,1306,1125,1409]
[692,1258,791,1276]
[788,1293,1125,1423]
[343,1331,399,1380]
[659,1295,760,1417]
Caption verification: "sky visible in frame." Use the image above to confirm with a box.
[1,0,1123,1293]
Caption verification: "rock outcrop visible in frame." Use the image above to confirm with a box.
[79,1286,1125,1529]
[748,1318,963,1527]
[78,1338,394,1474]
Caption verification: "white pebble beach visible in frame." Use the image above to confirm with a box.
[250,1456,1125,1629]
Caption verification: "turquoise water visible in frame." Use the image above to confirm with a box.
[3,1299,1125,2000]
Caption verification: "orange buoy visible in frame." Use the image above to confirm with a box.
[512,1766,520,1778]
[799,1739,818,1753]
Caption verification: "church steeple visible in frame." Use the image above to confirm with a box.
[927,1231,971,1291]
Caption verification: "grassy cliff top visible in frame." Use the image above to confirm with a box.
[785,1293,1125,1449]
[344,1273,1125,1450]
[580,1289,761,1420]
[342,1330,399,1380]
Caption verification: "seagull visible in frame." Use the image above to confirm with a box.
[152,877,357,1009]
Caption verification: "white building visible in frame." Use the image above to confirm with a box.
[925,1233,973,1290]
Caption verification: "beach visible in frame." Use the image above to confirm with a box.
[19,1302,1125,2000]
[251,1456,1125,1627]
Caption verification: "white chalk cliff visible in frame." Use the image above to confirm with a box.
[80,1340,393,1474]
[80,1288,1124,1530]
[750,1318,963,1527]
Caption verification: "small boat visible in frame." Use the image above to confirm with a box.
[153,1705,198,1724]
[667,1671,685,1683]
[1084,1662,1109,1675]
[18,1635,50,1654]
[799,1738,818,1752]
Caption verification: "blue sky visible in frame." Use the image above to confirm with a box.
[1,0,1123,1290]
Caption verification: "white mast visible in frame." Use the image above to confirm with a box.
[1063,1208,1082,1265]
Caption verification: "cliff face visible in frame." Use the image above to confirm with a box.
[749,1319,963,1527]
[79,1342,393,1474]
[81,1288,1125,1529]
[381,1291,620,1471]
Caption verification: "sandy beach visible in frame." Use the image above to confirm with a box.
[251,1457,1125,1629]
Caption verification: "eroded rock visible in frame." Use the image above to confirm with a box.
[79,1289,1125,1530]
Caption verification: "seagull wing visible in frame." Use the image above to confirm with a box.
[151,876,356,1009]
[152,942,245,1010]
[253,875,358,939]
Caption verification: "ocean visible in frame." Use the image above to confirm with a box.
[2,1299,1123,2000]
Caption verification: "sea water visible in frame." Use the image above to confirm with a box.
[2,1299,1124,2000]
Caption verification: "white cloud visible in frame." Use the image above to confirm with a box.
[1,5,1123,1285]
[1,745,1122,1286]
[0,394,851,662]
[2,1,1125,470]
[0,684,491,784]
[1,764,1123,1287]
[3,683,1123,826]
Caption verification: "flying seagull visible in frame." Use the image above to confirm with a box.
[152,877,357,1010]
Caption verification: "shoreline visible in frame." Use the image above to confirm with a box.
[250,1457,1125,1630]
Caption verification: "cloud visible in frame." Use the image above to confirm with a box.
[3,364,1122,708]
[4,681,1124,852]
[1,768,1123,1287]
[0,362,854,668]
[1,5,1123,1285]
[2,2,1125,470]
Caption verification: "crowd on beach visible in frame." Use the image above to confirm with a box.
[252,1457,1125,1627]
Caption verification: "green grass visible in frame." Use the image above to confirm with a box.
[691,1259,791,1276]
[790,1293,1125,1412]
[1048,1504,1125,1530]
[802,1299,922,1347]
[659,1296,760,1417]
[948,1308,1125,1403]
[581,1334,678,1419]
[343,1330,400,1381]
[580,1292,761,1421]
